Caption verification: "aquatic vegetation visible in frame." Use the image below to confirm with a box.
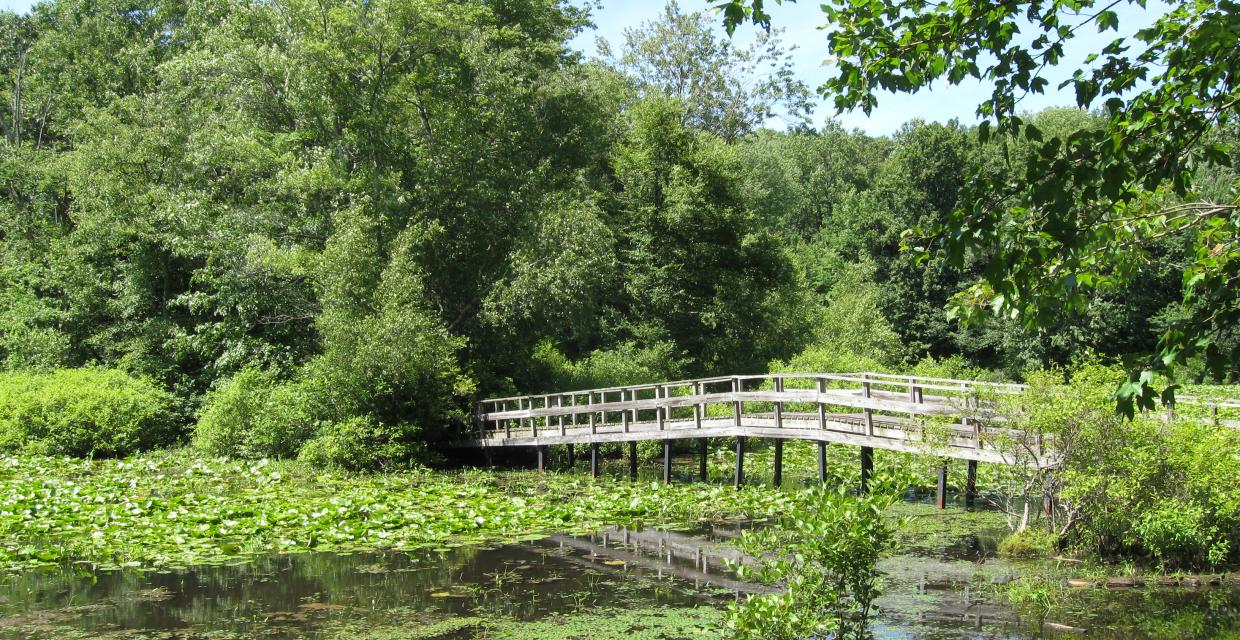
[725,476,907,639]
[0,452,794,573]
[998,529,1058,559]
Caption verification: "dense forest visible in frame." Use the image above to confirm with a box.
[0,0,1236,466]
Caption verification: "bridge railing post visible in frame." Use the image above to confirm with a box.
[732,377,742,427]
[694,381,703,429]
[862,374,874,436]
[773,376,783,428]
[558,395,565,436]
[589,392,596,434]
[909,381,922,433]
[622,388,630,433]
[657,384,666,431]
[816,377,826,430]
[532,397,539,438]
[962,382,979,448]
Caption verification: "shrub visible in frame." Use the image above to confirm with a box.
[727,475,907,639]
[992,359,1240,570]
[298,416,429,471]
[770,343,888,376]
[532,339,688,391]
[997,529,1057,559]
[194,368,318,459]
[0,368,177,457]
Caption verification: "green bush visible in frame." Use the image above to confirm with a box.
[0,368,177,457]
[298,416,429,471]
[1002,360,1240,570]
[727,476,906,639]
[997,528,1057,559]
[531,339,688,391]
[770,343,888,376]
[194,368,318,459]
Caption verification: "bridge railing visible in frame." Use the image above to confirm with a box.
[468,372,1240,445]
[467,373,1037,456]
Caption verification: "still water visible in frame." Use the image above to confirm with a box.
[0,517,1236,639]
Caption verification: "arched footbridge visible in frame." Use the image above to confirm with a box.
[457,372,1238,507]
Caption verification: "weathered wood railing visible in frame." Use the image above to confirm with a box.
[463,372,1239,462]
[464,373,1033,465]
[459,372,1237,504]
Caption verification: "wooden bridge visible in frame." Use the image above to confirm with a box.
[459,372,1238,508]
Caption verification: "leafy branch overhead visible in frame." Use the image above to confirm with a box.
[719,0,1240,413]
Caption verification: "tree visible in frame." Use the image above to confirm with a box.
[720,0,1240,412]
[603,1,813,141]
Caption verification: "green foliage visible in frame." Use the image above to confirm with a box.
[989,359,1240,569]
[720,0,1240,411]
[726,476,907,639]
[194,368,317,460]
[1000,576,1064,627]
[531,339,687,391]
[0,453,796,573]
[298,417,428,472]
[0,369,177,457]
[602,1,812,141]
[997,529,1057,559]
[1060,413,1240,570]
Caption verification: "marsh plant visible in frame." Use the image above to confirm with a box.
[724,474,909,639]
[985,360,1240,570]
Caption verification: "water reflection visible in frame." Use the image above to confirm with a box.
[0,519,1237,639]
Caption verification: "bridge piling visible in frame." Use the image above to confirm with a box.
[817,442,827,484]
[590,443,600,478]
[734,436,746,488]
[699,438,708,481]
[663,440,672,484]
[965,460,978,509]
[773,440,783,488]
[537,446,546,473]
[936,464,948,509]
[566,443,575,470]
[629,441,638,481]
[860,446,873,493]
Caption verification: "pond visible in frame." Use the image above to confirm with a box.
[1,508,1236,639]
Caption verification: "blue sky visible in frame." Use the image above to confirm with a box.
[1,0,1168,136]
[573,1,1170,135]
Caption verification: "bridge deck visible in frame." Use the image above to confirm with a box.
[457,372,1238,469]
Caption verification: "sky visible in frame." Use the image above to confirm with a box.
[571,0,1170,135]
[0,0,1169,136]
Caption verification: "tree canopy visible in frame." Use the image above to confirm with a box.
[0,0,1233,464]
[720,0,1240,413]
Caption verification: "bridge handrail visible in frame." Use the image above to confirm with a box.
[475,371,1240,429]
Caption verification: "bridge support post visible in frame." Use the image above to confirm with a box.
[773,440,783,488]
[629,441,638,481]
[699,438,708,481]
[733,436,746,489]
[860,446,873,493]
[566,443,575,470]
[537,446,546,473]
[965,460,978,509]
[590,443,600,478]
[936,464,948,510]
[663,440,672,484]
[817,442,827,484]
